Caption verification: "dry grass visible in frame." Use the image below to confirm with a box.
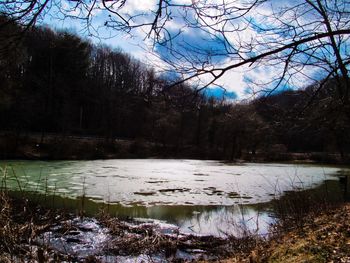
[204,203,350,263]
[0,192,259,262]
[0,192,71,262]
[98,214,259,260]
[265,203,350,263]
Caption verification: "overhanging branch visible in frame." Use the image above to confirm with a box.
[169,29,350,88]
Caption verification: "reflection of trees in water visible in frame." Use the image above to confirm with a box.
[339,174,350,201]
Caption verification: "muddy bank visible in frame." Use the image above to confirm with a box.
[0,193,257,262]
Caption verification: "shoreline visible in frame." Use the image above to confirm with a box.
[1,133,348,164]
[1,192,350,262]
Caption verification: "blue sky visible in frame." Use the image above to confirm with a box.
[201,88,238,100]
[155,29,230,65]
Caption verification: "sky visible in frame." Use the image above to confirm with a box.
[39,0,349,100]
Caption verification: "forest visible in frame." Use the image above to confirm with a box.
[0,15,349,162]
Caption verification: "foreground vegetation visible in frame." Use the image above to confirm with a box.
[0,192,257,262]
[1,187,349,262]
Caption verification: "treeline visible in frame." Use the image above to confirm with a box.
[0,16,349,161]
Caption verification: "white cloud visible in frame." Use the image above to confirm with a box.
[121,0,158,14]
[213,69,248,98]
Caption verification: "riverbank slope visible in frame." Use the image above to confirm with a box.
[218,203,350,263]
